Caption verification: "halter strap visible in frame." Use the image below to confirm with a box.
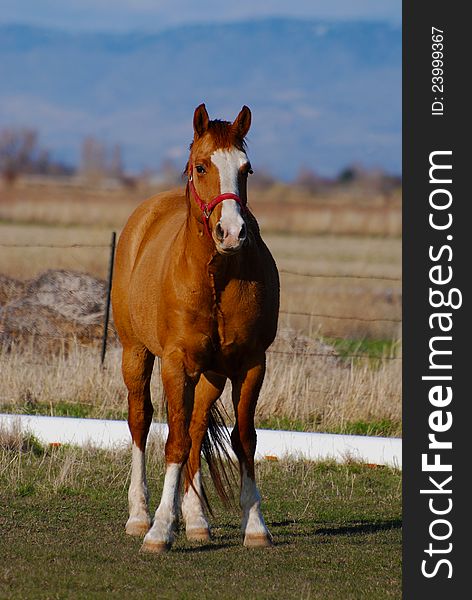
[188,167,247,238]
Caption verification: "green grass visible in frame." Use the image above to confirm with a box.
[0,401,126,421]
[327,337,401,361]
[330,419,402,438]
[256,416,310,432]
[0,441,402,599]
[12,400,95,419]
[257,416,401,437]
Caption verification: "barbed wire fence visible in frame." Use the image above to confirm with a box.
[0,236,402,363]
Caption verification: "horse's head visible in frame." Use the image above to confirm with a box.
[187,104,253,254]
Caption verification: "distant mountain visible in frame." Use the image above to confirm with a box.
[0,19,401,179]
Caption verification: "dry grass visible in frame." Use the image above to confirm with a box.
[0,338,401,436]
[270,233,401,339]
[0,179,146,228]
[0,419,165,497]
[0,224,112,279]
[0,177,401,236]
[255,197,401,237]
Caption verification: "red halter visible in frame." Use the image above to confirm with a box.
[188,167,247,238]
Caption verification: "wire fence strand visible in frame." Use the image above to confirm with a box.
[279,268,401,282]
[2,348,401,363]
[267,349,401,360]
[0,240,402,362]
[1,243,402,281]
[279,309,401,323]
[2,333,402,361]
[0,243,110,248]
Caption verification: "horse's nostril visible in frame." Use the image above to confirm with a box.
[215,222,224,241]
[239,223,247,240]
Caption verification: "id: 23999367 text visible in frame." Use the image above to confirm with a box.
[431,26,445,116]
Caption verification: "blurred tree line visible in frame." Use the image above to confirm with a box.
[1,126,401,195]
[0,128,74,184]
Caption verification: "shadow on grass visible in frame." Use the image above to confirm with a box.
[173,541,235,554]
[264,518,402,546]
[131,519,402,553]
[315,519,402,536]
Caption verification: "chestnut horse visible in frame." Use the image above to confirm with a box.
[111,104,279,552]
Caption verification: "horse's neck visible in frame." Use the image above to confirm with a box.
[182,200,253,288]
[183,209,213,259]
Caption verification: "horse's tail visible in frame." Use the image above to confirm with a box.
[198,402,237,512]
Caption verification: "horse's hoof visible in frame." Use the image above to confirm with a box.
[186,527,211,542]
[125,518,151,537]
[140,539,171,554]
[243,533,274,548]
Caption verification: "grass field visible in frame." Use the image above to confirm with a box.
[0,432,402,599]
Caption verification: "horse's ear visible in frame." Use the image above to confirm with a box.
[232,105,251,140]
[193,103,210,138]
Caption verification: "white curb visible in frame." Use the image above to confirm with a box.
[0,413,401,468]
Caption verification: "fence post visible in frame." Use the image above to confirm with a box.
[101,231,116,366]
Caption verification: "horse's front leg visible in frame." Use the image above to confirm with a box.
[182,371,226,541]
[141,348,195,553]
[231,353,273,548]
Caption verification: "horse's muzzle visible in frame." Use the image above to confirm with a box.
[214,220,247,254]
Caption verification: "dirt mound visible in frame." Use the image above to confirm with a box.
[0,275,25,307]
[0,270,115,352]
[273,327,337,354]
[23,270,107,324]
[271,327,341,366]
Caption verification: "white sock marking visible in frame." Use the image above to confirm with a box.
[240,464,270,538]
[127,442,149,524]
[182,470,209,533]
[144,462,181,545]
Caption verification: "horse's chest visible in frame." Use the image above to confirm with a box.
[213,282,262,350]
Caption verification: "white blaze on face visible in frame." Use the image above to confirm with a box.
[211,148,247,238]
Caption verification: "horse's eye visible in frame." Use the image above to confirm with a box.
[248,168,254,175]
[196,165,206,174]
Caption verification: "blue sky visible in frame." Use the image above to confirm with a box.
[1,0,400,32]
[1,3,401,176]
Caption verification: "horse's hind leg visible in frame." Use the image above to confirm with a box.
[122,344,155,536]
[182,372,226,542]
[231,354,272,548]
